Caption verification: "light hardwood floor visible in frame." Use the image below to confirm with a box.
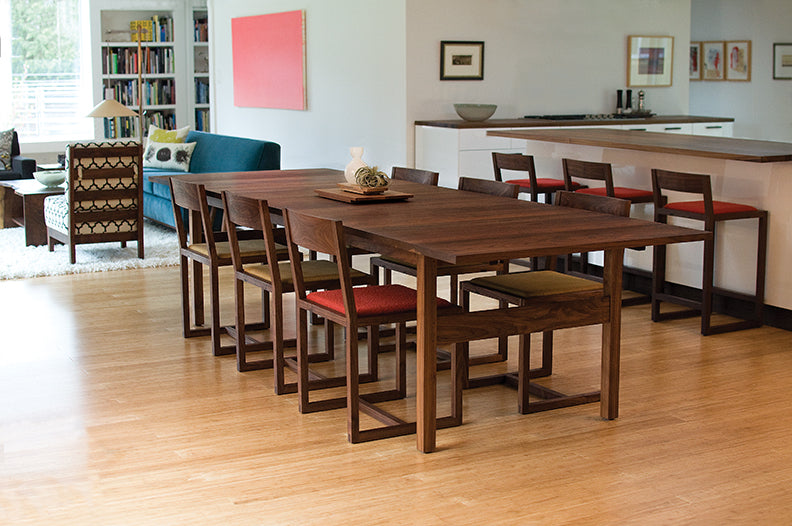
[1,262,791,524]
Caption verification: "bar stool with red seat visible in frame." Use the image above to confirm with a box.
[650,168,767,335]
[493,152,582,203]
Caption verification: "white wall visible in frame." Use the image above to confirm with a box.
[690,0,792,141]
[208,0,407,171]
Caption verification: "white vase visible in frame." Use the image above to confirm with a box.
[344,147,367,184]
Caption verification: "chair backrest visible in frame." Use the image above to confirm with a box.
[562,158,615,196]
[651,168,714,217]
[458,176,520,198]
[222,191,282,281]
[283,208,356,316]
[391,166,439,186]
[492,152,536,181]
[554,190,630,217]
[169,177,216,255]
[66,140,143,237]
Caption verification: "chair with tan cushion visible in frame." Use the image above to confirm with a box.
[459,191,631,414]
[44,141,143,264]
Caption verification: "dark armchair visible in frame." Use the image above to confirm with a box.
[0,131,37,181]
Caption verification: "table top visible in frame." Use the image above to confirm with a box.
[488,128,792,163]
[153,169,709,264]
[0,178,65,196]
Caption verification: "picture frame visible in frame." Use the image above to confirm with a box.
[690,42,702,81]
[627,35,674,87]
[440,41,484,80]
[725,40,751,81]
[701,41,725,81]
[773,43,792,80]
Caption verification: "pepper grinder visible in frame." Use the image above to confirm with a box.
[616,89,624,114]
[637,90,646,112]
[624,89,633,114]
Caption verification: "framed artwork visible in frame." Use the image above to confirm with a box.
[627,35,674,87]
[440,41,484,80]
[725,40,751,81]
[231,10,306,110]
[773,43,792,79]
[702,41,725,81]
[690,42,702,80]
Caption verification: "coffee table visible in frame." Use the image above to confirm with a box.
[0,179,65,246]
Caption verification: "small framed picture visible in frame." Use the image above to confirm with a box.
[702,41,725,81]
[725,40,751,81]
[627,35,674,87]
[690,42,702,80]
[773,43,792,80]
[440,41,484,80]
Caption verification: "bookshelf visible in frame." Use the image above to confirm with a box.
[91,2,211,140]
[191,7,210,132]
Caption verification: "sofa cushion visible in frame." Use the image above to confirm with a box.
[143,141,196,172]
[0,128,13,170]
[148,124,190,144]
[185,130,280,173]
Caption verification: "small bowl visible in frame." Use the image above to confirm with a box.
[454,103,497,122]
[34,170,67,187]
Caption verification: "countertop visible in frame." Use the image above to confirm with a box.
[414,115,734,129]
[488,127,792,163]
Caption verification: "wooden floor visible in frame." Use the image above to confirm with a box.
[2,261,792,524]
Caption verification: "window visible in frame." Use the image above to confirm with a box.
[1,0,92,142]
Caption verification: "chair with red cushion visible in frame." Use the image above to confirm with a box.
[562,158,656,305]
[283,208,464,443]
[651,168,767,335]
[493,152,581,203]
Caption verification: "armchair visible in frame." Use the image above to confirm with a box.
[43,141,143,263]
[0,131,37,181]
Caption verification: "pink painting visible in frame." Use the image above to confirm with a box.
[232,10,306,110]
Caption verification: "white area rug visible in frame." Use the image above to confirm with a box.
[0,221,179,280]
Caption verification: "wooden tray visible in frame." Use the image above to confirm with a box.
[337,182,389,195]
[315,187,413,203]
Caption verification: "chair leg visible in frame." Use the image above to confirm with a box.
[396,323,407,398]
[651,243,667,322]
[449,274,459,305]
[346,325,361,442]
[754,213,768,325]
[700,228,716,335]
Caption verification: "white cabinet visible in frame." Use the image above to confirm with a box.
[692,122,733,136]
[621,123,693,134]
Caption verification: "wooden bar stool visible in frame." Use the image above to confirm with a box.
[562,158,655,305]
[651,168,767,335]
[493,152,581,203]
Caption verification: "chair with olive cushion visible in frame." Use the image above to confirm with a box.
[43,141,143,264]
[459,191,631,414]
[222,190,375,393]
[169,178,289,357]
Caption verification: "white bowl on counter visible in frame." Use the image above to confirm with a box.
[454,103,497,122]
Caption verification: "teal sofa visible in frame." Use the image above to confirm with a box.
[142,130,280,228]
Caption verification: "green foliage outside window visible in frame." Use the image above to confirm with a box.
[11,0,81,77]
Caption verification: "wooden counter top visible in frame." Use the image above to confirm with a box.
[415,115,734,129]
[488,128,792,163]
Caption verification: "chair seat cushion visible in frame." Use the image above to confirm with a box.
[307,284,452,317]
[467,270,601,299]
[665,200,759,215]
[188,239,286,260]
[245,259,366,285]
[577,186,653,200]
[43,194,69,233]
[506,178,581,190]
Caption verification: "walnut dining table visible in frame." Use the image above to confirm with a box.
[151,168,709,453]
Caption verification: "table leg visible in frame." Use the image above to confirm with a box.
[601,247,625,420]
[416,255,438,453]
[21,194,49,246]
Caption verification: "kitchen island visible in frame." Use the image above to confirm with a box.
[487,127,792,313]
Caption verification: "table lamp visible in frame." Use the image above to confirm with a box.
[86,99,140,142]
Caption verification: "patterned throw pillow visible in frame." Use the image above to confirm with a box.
[0,128,13,171]
[143,140,196,172]
[147,124,190,144]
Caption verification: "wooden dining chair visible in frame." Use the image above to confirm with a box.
[222,191,375,394]
[370,176,518,305]
[169,178,288,357]
[391,166,439,186]
[459,191,631,414]
[493,152,581,203]
[651,168,767,335]
[283,208,464,443]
